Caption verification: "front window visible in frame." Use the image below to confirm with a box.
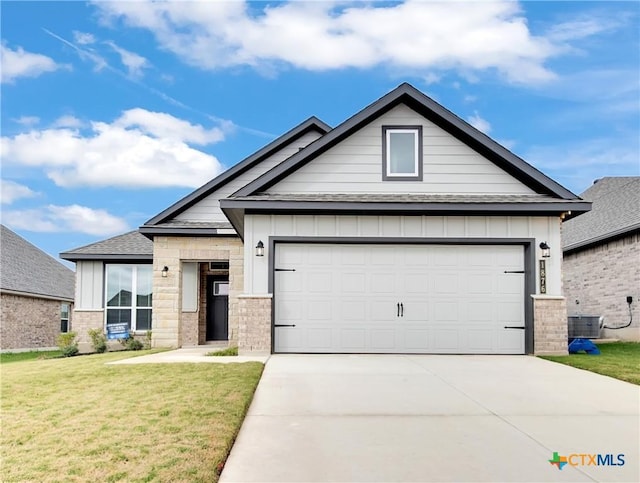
[60,303,70,332]
[382,126,423,180]
[105,264,152,335]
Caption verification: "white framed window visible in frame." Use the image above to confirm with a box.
[105,264,152,334]
[382,126,423,180]
[60,303,70,333]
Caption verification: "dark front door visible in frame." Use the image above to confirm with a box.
[206,276,229,341]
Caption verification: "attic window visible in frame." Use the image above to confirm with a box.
[382,126,423,181]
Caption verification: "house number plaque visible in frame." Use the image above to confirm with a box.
[539,260,547,294]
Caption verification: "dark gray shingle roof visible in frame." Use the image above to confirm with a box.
[1,225,75,300]
[60,230,153,261]
[562,177,640,251]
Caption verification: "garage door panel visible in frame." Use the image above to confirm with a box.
[342,272,366,293]
[308,272,332,293]
[307,301,332,321]
[275,243,525,354]
[371,272,396,293]
[404,329,429,350]
[370,329,396,350]
[341,329,367,349]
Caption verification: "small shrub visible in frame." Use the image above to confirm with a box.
[57,332,78,357]
[87,328,108,353]
[144,330,152,350]
[118,333,144,351]
[206,346,238,357]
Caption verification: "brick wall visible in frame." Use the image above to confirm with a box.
[238,295,272,354]
[152,236,243,348]
[533,296,568,355]
[1,293,70,350]
[563,233,639,341]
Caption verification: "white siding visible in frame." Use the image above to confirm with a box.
[268,105,535,195]
[176,131,323,222]
[181,262,198,312]
[75,261,103,309]
[244,214,562,296]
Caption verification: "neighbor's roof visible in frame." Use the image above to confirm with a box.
[562,177,640,252]
[1,225,74,300]
[60,230,153,262]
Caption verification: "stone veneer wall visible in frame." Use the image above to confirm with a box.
[71,310,104,352]
[563,232,639,341]
[181,312,199,346]
[0,293,70,350]
[533,296,568,355]
[238,295,272,354]
[152,236,243,348]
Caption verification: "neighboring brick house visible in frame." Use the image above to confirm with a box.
[62,83,591,355]
[562,177,639,341]
[1,225,75,351]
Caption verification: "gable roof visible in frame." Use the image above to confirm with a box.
[60,230,153,262]
[232,83,580,200]
[1,225,74,300]
[141,116,331,230]
[562,177,640,253]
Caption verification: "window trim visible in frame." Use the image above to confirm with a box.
[382,125,423,181]
[104,264,152,334]
[60,303,70,333]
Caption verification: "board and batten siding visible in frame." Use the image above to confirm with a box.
[244,214,562,296]
[267,105,535,195]
[175,131,324,222]
[75,261,103,310]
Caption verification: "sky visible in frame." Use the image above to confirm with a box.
[1,0,639,267]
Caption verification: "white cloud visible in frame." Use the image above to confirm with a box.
[14,116,40,126]
[467,111,492,134]
[1,43,67,83]
[2,204,129,236]
[53,115,83,129]
[0,180,37,204]
[104,40,150,77]
[1,109,224,189]
[73,30,96,45]
[95,0,561,84]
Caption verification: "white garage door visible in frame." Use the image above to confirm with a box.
[274,244,525,354]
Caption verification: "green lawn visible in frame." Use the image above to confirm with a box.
[541,341,640,385]
[1,351,264,482]
[0,349,63,363]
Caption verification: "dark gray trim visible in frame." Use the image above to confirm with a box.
[59,253,152,262]
[563,224,640,254]
[233,83,580,200]
[144,117,331,226]
[268,236,536,355]
[222,199,590,213]
[382,125,423,181]
[138,226,239,239]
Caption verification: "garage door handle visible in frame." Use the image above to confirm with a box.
[275,324,296,328]
[504,270,525,274]
[397,303,400,317]
[400,303,404,317]
[504,326,526,329]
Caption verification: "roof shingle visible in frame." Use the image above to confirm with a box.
[60,230,153,261]
[1,225,75,300]
[562,177,640,251]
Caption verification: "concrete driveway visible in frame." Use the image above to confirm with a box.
[220,355,639,483]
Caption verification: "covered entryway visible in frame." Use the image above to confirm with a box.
[274,243,527,354]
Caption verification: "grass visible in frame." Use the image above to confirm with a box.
[206,346,238,357]
[540,341,640,385]
[0,350,63,363]
[1,351,264,482]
